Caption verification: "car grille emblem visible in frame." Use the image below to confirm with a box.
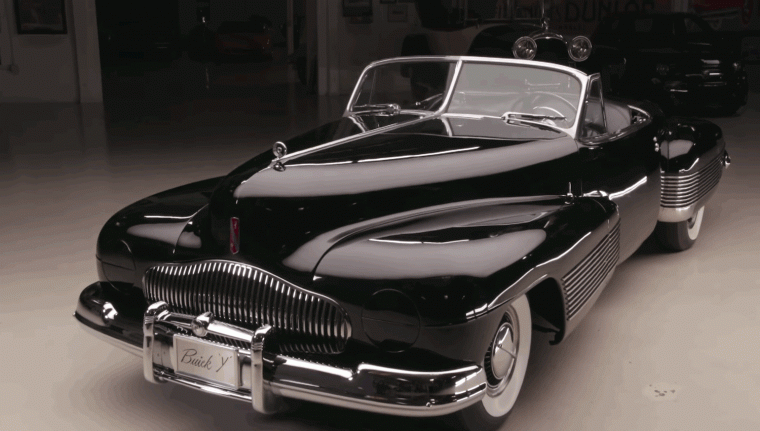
[230,217,240,254]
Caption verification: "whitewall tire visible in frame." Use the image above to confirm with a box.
[454,294,532,431]
[655,206,704,251]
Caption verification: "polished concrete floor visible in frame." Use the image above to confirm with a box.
[2,59,759,431]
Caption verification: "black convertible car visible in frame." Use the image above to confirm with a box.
[75,56,730,430]
[593,12,749,114]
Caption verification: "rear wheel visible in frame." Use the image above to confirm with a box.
[453,294,532,431]
[655,206,704,251]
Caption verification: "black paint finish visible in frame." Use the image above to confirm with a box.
[88,90,723,366]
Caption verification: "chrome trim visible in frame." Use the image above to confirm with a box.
[658,186,720,223]
[191,311,213,337]
[143,301,170,383]
[722,150,731,168]
[272,57,590,167]
[251,325,288,413]
[661,155,722,209]
[576,73,606,142]
[562,222,620,319]
[128,303,488,417]
[361,56,589,81]
[143,261,351,354]
[438,58,464,114]
[270,115,432,169]
[579,104,652,145]
[583,190,609,198]
[272,141,287,158]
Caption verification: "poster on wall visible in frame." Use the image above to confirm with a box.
[14,0,66,34]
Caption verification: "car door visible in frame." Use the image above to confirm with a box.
[576,76,662,261]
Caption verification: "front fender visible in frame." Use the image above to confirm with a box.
[312,196,617,325]
[96,177,221,287]
[310,195,618,362]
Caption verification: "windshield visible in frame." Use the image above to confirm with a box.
[446,62,582,128]
[350,61,457,113]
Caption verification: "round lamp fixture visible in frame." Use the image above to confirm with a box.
[568,36,592,62]
[512,37,537,60]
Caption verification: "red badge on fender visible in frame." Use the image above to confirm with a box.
[230,217,240,254]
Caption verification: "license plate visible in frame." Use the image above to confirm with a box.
[174,336,240,388]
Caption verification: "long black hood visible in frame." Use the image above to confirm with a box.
[203,115,579,281]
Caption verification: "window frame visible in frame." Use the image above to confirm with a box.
[577,74,608,142]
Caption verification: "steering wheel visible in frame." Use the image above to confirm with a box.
[512,93,576,122]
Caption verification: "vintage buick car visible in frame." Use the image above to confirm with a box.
[75,56,730,430]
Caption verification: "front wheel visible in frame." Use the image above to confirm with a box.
[453,294,532,431]
[655,206,704,251]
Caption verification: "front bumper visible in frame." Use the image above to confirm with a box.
[75,282,486,417]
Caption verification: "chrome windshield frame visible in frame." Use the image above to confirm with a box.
[344,57,463,118]
[344,56,590,138]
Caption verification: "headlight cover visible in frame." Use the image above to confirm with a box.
[361,289,420,352]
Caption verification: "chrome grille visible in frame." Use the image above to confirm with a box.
[143,261,351,354]
[562,222,620,319]
[661,156,722,208]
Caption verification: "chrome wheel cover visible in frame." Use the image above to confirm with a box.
[482,294,532,418]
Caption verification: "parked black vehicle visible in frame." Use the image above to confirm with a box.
[75,56,730,430]
[593,12,749,114]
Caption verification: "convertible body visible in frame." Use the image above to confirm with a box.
[75,56,729,427]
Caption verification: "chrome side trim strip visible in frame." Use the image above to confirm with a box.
[658,152,726,223]
[562,222,620,319]
[661,156,722,208]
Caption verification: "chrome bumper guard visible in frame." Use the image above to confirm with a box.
[143,301,287,413]
[76,287,487,417]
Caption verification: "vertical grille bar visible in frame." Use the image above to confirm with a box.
[143,261,350,354]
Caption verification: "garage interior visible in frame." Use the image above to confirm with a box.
[1,0,759,430]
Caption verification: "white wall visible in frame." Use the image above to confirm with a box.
[0,0,101,103]
[318,0,422,95]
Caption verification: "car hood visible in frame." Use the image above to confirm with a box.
[199,114,578,281]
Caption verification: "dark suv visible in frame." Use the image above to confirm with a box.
[593,13,748,114]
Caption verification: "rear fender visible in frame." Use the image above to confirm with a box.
[659,118,727,222]
[662,117,725,174]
